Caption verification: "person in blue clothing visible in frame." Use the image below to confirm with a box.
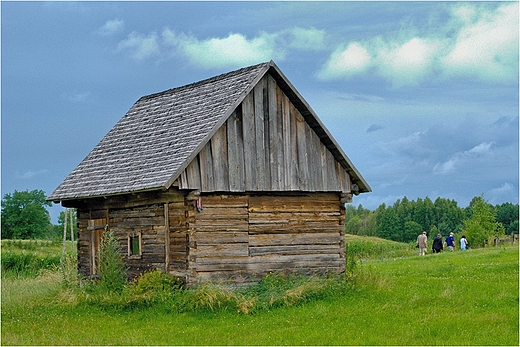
[444,232,455,251]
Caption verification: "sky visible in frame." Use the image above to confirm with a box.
[2,1,519,223]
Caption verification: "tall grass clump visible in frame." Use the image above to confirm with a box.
[59,251,79,288]
[345,234,416,260]
[1,250,61,278]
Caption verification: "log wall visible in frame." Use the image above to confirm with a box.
[75,190,346,285]
[75,189,190,281]
[189,193,345,284]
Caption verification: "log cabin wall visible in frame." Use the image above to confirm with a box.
[189,192,345,284]
[74,189,191,281]
[177,74,352,194]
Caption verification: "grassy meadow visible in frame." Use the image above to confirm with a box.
[1,237,518,345]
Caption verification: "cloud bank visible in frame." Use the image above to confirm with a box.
[115,26,325,69]
[318,2,518,86]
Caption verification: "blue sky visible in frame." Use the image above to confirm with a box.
[2,1,518,223]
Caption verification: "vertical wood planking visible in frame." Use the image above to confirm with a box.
[164,203,170,270]
[289,103,299,190]
[282,91,292,190]
[262,77,271,190]
[211,124,229,191]
[269,76,283,190]
[320,144,329,190]
[295,111,309,190]
[254,79,267,190]
[242,92,257,190]
[173,71,355,195]
[198,143,214,191]
[185,157,201,190]
[226,109,245,192]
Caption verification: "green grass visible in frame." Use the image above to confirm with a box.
[345,233,417,259]
[0,239,67,277]
[1,240,518,345]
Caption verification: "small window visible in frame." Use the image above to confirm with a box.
[128,232,142,258]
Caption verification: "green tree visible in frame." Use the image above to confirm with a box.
[404,221,423,243]
[376,206,401,241]
[495,202,519,235]
[462,196,505,247]
[345,204,377,236]
[1,189,52,239]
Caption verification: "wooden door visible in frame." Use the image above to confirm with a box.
[87,218,107,275]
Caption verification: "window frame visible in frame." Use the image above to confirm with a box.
[127,232,142,259]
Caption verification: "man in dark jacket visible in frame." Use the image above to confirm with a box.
[432,233,444,253]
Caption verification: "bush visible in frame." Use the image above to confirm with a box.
[132,269,184,294]
[96,229,127,293]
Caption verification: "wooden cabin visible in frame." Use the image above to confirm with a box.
[48,61,371,285]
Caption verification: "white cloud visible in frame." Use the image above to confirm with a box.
[19,169,50,180]
[487,183,518,205]
[117,26,326,69]
[318,2,518,86]
[441,3,519,83]
[433,141,495,174]
[284,27,326,50]
[318,42,371,79]
[96,19,124,36]
[376,37,441,87]
[117,31,160,60]
[468,141,494,155]
[164,30,284,69]
[62,91,91,102]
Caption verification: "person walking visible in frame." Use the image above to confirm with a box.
[460,235,468,251]
[417,231,428,256]
[444,232,455,251]
[432,233,443,253]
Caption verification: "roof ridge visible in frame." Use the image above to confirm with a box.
[139,61,271,101]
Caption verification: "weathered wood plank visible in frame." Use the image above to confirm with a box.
[198,143,214,192]
[249,232,341,246]
[254,78,268,190]
[185,157,202,190]
[196,231,249,245]
[282,90,292,190]
[296,111,309,190]
[290,102,299,190]
[199,195,249,208]
[268,75,283,190]
[242,92,257,190]
[226,110,245,192]
[211,123,229,191]
[193,244,249,258]
[249,244,340,256]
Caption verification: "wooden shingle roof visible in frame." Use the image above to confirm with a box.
[49,61,370,202]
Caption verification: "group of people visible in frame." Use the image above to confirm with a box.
[416,231,468,256]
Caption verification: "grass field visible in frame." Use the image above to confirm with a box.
[1,239,518,345]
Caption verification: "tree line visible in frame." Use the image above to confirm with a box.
[345,195,518,247]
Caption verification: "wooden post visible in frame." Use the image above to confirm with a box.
[62,208,68,254]
[164,203,170,273]
[69,208,74,252]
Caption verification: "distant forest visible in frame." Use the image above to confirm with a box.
[345,195,519,246]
